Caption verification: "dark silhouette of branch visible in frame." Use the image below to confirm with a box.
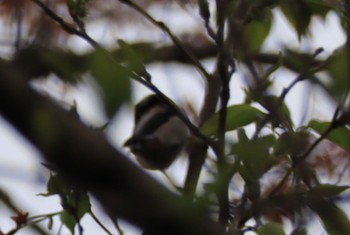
[0,58,225,235]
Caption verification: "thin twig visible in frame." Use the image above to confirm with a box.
[118,0,212,82]
[31,0,100,48]
[252,49,327,139]
[89,210,114,235]
[205,21,218,42]
[111,218,125,235]
[252,74,304,139]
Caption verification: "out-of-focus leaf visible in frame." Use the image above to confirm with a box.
[305,184,349,199]
[201,104,265,136]
[283,49,318,74]
[14,47,88,81]
[308,201,350,235]
[280,0,312,39]
[40,173,91,234]
[327,50,350,99]
[67,0,90,21]
[76,191,91,219]
[273,130,309,157]
[39,173,69,197]
[118,39,150,80]
[59,189,90,234]
[242,10,272,54]
[308,120,350,153]
[273,132,290,157]
[256,223,286,235]
[305,0,333,19]
[234,134,276,180]
[45,50,88,82]
[290,227,307,235]
[90,49,131,117]
[61,210,76,234]
[260,95,293,129]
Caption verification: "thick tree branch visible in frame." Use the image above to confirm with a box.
[0,59,225,235]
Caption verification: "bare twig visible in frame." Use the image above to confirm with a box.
[118,0,212,82]
[89,210,114,235]
[112,218,125,235]
[252,56,328,139]
[31,0,100,48]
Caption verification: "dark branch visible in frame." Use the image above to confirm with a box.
[0,58,225,235]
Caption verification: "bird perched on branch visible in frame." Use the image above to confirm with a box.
[124,94,189,170]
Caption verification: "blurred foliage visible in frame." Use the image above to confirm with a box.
[2,0,350,235]
[90,49,131,117]
[40,173,91,234]
[202,104,266,136]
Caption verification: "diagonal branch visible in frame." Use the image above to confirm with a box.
[118,0,212,82]
[31,0,100,48]
[0,58,226,235]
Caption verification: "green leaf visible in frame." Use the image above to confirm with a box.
[306,184,349,199]
[256,223,286,235]
[61,210,76,234]
[44,50,88,82]
[242,10,272,54]
[308,201,350,235]
[234,134,276,180]
[280,0,312,39]
[40,173,70,197]
[90,49,131,117]
[260,95,293,129]
[67,0,90,20]
[202,104,265,136]
[308,120,350,153]
[305,0,333,19]
[283,49,318,74]
[60,188,91,219]
[273,130,309,157]
[40,173,91,230]
[290,228,307,235]
[327,50,350,99]
[118,40,150,79]
[75,191,91,219]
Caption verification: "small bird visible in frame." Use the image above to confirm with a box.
[124,94,189,170]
